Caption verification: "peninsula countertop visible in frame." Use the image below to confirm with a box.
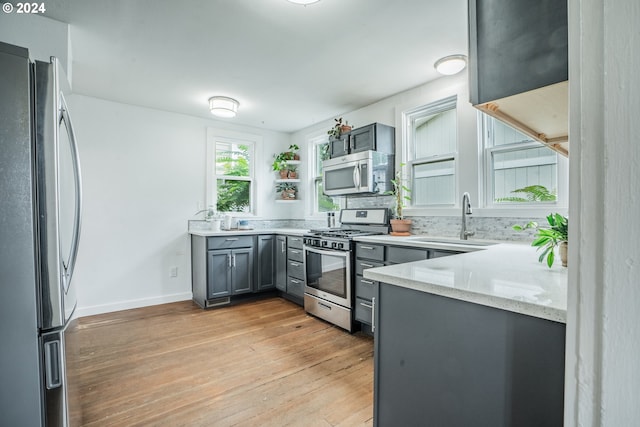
[362,243,567,323]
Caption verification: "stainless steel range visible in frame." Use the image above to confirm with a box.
[303,208,389,332]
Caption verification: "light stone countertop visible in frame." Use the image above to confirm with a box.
[189,228,308,237]
[363,243,568,323]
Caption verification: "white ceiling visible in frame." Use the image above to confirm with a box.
[43,0,468,133]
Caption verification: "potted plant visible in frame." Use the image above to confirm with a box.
[327,117,352,139]
[286,144,300,161]
[513,213,568,267]
[386,163,412,235]
[287,164,298,179]
[276,182,297,200]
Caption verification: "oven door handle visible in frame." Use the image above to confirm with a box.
[304,246,350,259]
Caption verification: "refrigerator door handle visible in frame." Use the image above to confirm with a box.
[44,339,62,389]
[59,92,83,293]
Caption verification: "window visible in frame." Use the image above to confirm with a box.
[207,129,257,214]
[311,135,341,215]
[405,96,458,206]
[482,115,559,205]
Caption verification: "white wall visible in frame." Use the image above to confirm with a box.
[0,14,72,81]
[565,0,640,424]
[69,95,291,316]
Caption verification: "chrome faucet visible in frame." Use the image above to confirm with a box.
[460,192,475,240]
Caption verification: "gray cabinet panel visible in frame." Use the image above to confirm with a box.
[469,0,568,105]
[429,249,460,259]
[355,259,384,276]
[355,276,377,301]
[355,243,384,261]
[207,235,253,250]
[374,283,565,427]
[354,297,374,325]
[275,235,287,292]
[287,236,304,249]
[231,248,253,295]
[386,246,428,264]
[329,134,350,158]
[287,247,304,262]
[257,235,276,291]
[287,277,305,298]
[207,250,231,298]
[287,259,305,281]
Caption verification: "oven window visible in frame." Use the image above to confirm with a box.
[305,251,347,298]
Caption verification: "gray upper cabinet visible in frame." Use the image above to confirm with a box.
[468,0,569,156]
[329,123,395,158]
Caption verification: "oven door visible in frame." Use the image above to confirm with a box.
[304,245,352,308]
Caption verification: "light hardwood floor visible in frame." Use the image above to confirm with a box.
[66,298,374,426]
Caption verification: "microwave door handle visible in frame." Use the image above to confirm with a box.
[353,164,360,189]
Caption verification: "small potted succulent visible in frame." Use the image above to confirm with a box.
[327,117,352,139]
[513,213,568,267]
[287,164,298,179]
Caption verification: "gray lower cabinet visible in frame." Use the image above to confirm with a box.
[191,235,255,308]
[207,247,253,297]
[373,282,565,427]
[257,235,276,291]
[284,236,305,303]
[275,235,287,291]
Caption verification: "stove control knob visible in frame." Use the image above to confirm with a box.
[331,242,338,249]
[337,243,344,250]
[322,240,328,247]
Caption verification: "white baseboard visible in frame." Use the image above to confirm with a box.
[75,292,193,318]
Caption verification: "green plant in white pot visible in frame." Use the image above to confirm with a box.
[514,213,568,267]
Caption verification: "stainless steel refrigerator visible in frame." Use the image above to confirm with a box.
[0,41,82,426]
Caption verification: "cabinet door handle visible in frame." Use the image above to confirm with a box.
[290,262,300,267]
[359,302,373,309]
[290,249,300,254]
[371,297,376,332]
[225,238,238,241]
[281,241,286,253]
[360,263,374,268]
[360,279,374,285]
[227,254,232,268]
[290,279,301,284]
[360,245,375,250]
[343,137,348,153]
[232,254,236,268]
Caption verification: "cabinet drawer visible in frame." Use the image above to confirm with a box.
[355,297,374,325]
[287,236,304,249]
[207,235,253,250]
[287,247,304,262]
[386,246,428,264]
[355,276,377,301]
[355,259,384,276]
[287,276,305,298]
[429,249,461,259]
[355,243,384,261]
[288,259,305,280]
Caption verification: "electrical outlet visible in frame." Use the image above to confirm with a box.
[170,267,178,277]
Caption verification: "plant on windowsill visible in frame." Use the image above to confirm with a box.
[385,163,412,235]
[327,117,352,139]
[513,213,568,267]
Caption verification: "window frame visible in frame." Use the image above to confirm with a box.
[404,95,459,208]
[206,128,259,216]
[480,113,568,211]
[308,133,343,218]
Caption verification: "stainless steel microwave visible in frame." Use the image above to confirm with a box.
[322,150,394,196]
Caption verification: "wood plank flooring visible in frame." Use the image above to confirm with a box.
[66,298,374,426]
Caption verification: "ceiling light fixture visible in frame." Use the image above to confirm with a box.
[208,96,239,118]
[287,0,320,5]
[434,54,468,75]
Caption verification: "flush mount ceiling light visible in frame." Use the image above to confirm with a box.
[434,54,468,75]
[208,96,239,118]
[287,0,320,4]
